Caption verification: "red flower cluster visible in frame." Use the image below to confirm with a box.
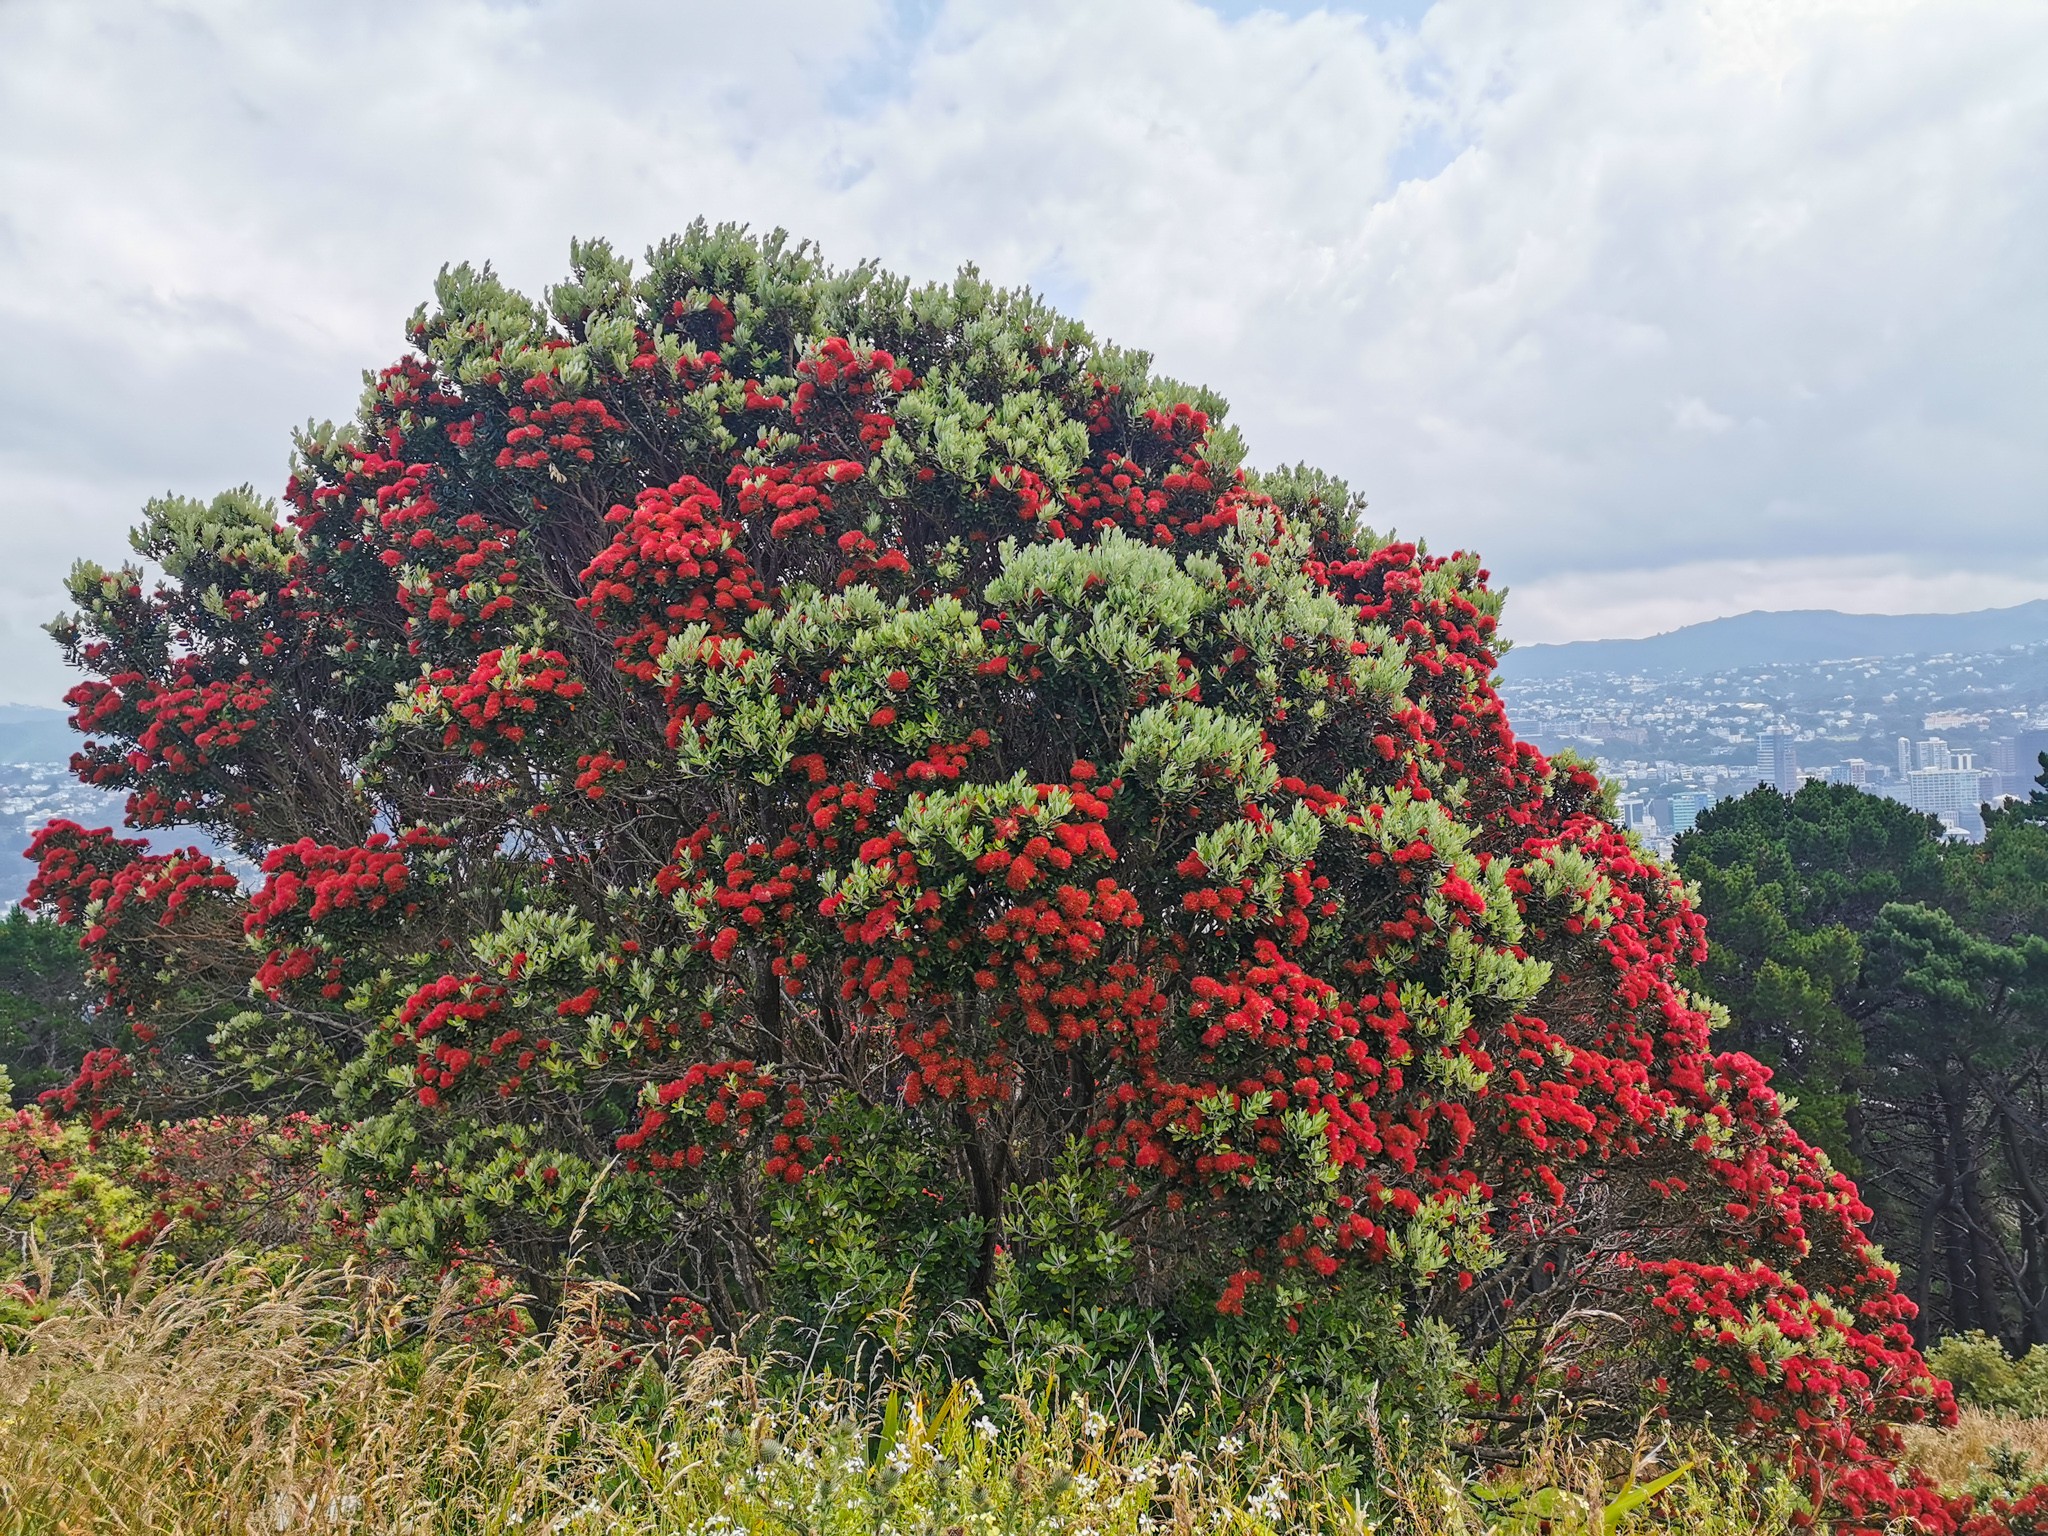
[1058,402,1239,546]
[396,972,522,1105]
[579,476,766,681]
[244,830,447,1002]
[248,835,413,930]
[416,646,586,755]
[617,1059,811,1181]
[25,819,239,1034]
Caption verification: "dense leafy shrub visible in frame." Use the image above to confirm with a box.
[0,908,97,1104]
[1928,1333,2048,1418]
[27,223,1958,1522]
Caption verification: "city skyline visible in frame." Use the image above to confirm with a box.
[1503,631,2048,853]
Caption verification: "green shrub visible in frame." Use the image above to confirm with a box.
[0,1109,331,1324]
[1928,1331,2048,1416]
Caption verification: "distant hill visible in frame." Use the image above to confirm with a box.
[0,705,75,765]
[1501,600,2048,681]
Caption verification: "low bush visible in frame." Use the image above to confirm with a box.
[1930,1334,2048,1419]
[0,1108,331,1322]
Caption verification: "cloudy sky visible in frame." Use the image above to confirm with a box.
[1,0,2043,704]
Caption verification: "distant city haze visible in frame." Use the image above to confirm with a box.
[1495,602,2048,853]
[1,0,2044,705]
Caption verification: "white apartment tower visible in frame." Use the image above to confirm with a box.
[1758,727,1800,794]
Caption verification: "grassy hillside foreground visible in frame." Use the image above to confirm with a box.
[0,1259,2026,1536]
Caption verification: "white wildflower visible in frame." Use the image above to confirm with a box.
[974,1415,999,1442]
[1082,1409,1110,1439]
[1217,1433,1245,1458]
[960,1377,985,1406]
[1246,1475,1290,1522]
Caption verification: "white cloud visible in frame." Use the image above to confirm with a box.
[1671,398,1737,436]
[0,0,2042,697]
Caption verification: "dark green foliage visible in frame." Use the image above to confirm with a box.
[1680,774,2048,1345]
[0,909,95,1103]
[762,1099,988,1373]
[1679,783,1946,1166]
[762,1127,1465,1449]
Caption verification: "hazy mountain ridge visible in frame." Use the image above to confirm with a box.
[0,705,81,766]
[1502,600,2048,681]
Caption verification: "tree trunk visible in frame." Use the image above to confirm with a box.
[957,1107,1002,1299]
[1932,1087,1977,1334]
[1943,1070,2003,1335]
[1998,1105,2048,1345]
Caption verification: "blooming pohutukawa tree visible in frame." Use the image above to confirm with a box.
[29,225,1956,1527]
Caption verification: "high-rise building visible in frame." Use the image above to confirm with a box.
[1841,758,1871,788]
[2007,730,2048,796]
[1988,739,2019,799]
[1757,727,1800,794]
[1916,737,1950,770]
[1898,736,1913,778]
[1904,763,1988,820]
[1779,734,1801,794]
[1669,789,1713,834]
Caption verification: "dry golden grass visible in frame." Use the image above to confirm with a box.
[1899,1406,2048,1493]
[0,1258,602,1535]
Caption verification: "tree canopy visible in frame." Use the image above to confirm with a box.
[0,907,97,1106]
[1681,774,2048,1350]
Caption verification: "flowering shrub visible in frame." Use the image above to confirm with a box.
[27,225,1968,1523]
[0,1109,331,1319]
